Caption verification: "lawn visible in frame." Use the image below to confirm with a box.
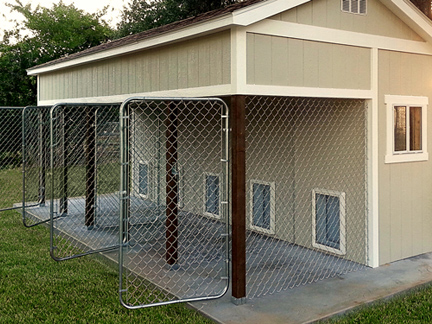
[0,165,212,323]
[0,209,213,323]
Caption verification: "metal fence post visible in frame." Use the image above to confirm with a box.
[231,95,247,303]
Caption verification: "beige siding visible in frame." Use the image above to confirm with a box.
[39,31,231,101]
[378,50,432,265]
[271,0,423,41]
[246,34,371,90]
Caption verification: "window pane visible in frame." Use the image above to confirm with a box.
[352,0,359,13]
[316,193,340,250]
[394,106,407,152]
[410,106,422,151]
[342,0,350,11]
[205,175,219,215]
[359,0,366,13]
[139,163,148,196]
[253,183,271,230]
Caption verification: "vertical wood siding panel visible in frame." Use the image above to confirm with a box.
[209,39,222,85]
[128,55,136,94]
[222,34,231,85]
[178,47,189,89]
[198,40,210,87]
[296,1,313,25]
[159,49,170,91]
[246,33,255,84]
[303,41,319,88]
[312,0,327,27]
[187,45,199,88]
[254,34,272,85]
[271,36,288,86]
[168,49,179,90]
[150,51,160,91]
[143,53,151,92]
[135,55,143,93]
[287,38,304,87]
[318,42,333,88]
[121,57,129,94]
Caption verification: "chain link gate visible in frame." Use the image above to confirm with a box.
[244,96,368,298]
[119,97,229,308]
[50,103,121,260]
[0,107,24,212]
[22,106,53,227]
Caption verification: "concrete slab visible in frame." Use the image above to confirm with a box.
[191,253,432,324]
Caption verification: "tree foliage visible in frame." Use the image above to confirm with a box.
[116,0,238,38]
[0,0,113,106]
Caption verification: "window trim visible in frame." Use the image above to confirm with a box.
[203,172,221,219]
[341,0,367,15]
[138,160,150,199]
[249,180,275,235]
[312,189,346,256]
[385,95,428,164]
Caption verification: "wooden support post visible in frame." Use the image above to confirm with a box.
[85,107,96,229]
[165,102,179,266]
[60,109,68,215]
[231,95,247,302]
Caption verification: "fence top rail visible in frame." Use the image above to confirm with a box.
[0,107,24,110]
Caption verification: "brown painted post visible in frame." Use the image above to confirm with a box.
[231,95,247,302]
[165,102,179,265]
[85,106,96,229]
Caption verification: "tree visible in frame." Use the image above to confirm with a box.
[116,0,238,38]
[0,0,114,106]
[410,0,432,19]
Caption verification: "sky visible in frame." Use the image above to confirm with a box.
[0,0,127,39]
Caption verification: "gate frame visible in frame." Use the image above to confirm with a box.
[118,96,230,309]
[22,105,54,227]
[49,102,122,261]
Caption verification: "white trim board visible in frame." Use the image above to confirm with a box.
[247,20,432,55]
[37,84,374,105]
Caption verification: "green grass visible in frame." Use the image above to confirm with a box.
[0,166,212,323]
[320,285,432,323]
[0,210,213,323]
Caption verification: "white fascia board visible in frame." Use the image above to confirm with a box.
[28,15,234,76]
[248,19,432,55]
[37,84,233,106]
[380,0,432,45]
[232,0,310,26]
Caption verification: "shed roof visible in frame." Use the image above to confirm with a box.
[27,0,432,75]
[27,0,265,72]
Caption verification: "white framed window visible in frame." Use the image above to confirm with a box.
[204,173,220,218]
[341,0,366,15]
[250,180,275,235]
[312,189,346,255]
[138,161,150,198]
[385,95,428,164]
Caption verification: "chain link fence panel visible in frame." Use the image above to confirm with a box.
[50,103,121,260]
[119,98,229,308]
[22,106,52,226]
[0,107,24,212]
[245,96,368,298]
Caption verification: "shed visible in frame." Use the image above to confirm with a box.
[27,0,432,303]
